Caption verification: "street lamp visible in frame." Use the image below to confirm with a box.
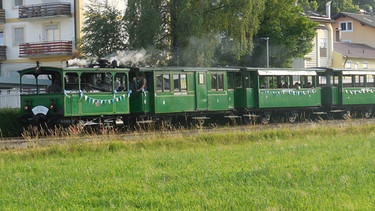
[261,37,269,68]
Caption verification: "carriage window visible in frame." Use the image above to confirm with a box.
[227,72,238,89]
[173,74,187,92]
[198,73,205,84]
[64,73,78,91]
[181,74,187,91]
[355,75,365,87]
[211,73,224,91]
[114,73,127,92]
[342,76,353,87]
[318,76,327,86]
[163,74,170,92]
[80,73,113,92]
[156,74,170,92]
[332,76,339,86]
[156,74,162,92]
[367,75,374,87]
[243,73,254,88]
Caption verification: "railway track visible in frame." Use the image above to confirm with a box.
[1,118,375,150]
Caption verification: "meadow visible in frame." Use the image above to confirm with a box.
[1,123,375,209]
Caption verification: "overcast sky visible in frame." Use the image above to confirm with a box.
[87,0,126,12]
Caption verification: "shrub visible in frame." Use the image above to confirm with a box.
[0,108,23,137]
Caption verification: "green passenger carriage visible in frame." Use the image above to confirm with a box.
[318,68,375,119]
[233,67,321,124]
[128,67,237,125]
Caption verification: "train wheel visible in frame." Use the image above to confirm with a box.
[160,116,173,129]
[242,113,254,125]
[271,115,281,123]
[364,110,372,119]
[260,113,270,125]
[287,112,298,123]
[341,110,351,120]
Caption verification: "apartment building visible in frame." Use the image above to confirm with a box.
[0,0,83,89]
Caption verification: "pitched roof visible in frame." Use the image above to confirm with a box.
[334,42,375,59]
[303,6,332,23]
[333,12,375,28]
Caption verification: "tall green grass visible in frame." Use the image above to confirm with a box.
[1,124,375,209]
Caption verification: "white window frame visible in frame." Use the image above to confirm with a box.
[13,26,24,46]
[363,62,369,69]
[44,24,60,42]
[345,60,352,69]
[340,21,353,32]
[13,0,23,7]
[0,30,4,46]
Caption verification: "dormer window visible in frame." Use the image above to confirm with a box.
[340,21,353,32]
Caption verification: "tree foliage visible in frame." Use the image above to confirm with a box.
[247,0,318,67]
[80,0,322,68]
[79,1,127,58]
[299,0,368,16]
[125,0,265,66]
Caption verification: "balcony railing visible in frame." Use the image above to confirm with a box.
[19,2,71,19]
[0,9,5,23]
[0,46,6,60]
[19,41,73,58]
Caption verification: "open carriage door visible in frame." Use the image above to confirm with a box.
[195,72,208,110]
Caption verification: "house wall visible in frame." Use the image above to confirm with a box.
[292,27,329,68]
[332,51,375,69]
[0,0,83,79]
[333,16,375,48]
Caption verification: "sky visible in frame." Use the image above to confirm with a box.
[87,0,127,12]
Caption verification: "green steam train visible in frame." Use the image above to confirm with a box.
[18,61,375,127]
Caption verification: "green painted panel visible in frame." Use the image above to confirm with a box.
[321,87,339,106]
[195,72,208,110]
[207,92,229,110]
[154,94,174,113]
[170,93,195,112]
[129,91,151,113]
[64,94,80,116]
[234,88,256,109]
[227,90,234,109]
[342,88,375,105]
[20,94,64,116]
[63,92,130,117]
[258,88,321,108]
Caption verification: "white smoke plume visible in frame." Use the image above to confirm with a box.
[68,58,90,67]
[108,49,148,67]
[67,49,152,68]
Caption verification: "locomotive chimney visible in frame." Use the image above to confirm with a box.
[326,1,332,19]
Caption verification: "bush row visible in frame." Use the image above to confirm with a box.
[0,108,23,137]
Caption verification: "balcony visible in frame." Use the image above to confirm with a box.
[19,41,73,58]
[0,46,6,60]
[19,2,71,19]
[0,9,5,23]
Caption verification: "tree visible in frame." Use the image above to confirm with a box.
[125,0,265,66]
[247,0,318,67]
[79,1,127,58]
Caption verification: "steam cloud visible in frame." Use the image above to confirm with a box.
[68,49,149,67]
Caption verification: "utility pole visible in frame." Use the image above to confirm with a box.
[261,37,269,68]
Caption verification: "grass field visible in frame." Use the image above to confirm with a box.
[1,123,375,209]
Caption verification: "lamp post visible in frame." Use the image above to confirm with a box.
[261,37,269,68]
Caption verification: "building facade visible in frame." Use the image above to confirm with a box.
[292,3,334,68]
[0,0,83,89]
[331,12,375,69]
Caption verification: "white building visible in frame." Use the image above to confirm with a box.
[0,0,84,89]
